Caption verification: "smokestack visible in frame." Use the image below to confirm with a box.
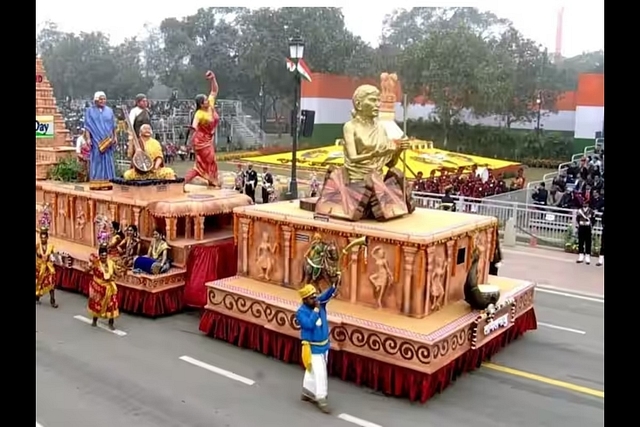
[554,7,564,63]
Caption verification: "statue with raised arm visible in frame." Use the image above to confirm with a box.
[314,84,414,221]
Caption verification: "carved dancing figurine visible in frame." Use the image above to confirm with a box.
[368,246,394,308]
[256,231,278,281]
[429,250,447,312]
[76,206,86,231]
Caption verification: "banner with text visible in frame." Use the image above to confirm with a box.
[36,116,54,138]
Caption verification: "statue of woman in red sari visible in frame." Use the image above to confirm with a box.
[184,71,220,186]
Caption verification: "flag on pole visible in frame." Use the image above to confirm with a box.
[285,58,312,82]
[285,58,296,72]
[296,59,312,82]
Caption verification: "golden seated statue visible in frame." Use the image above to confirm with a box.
[314,84,414,221]
[123,124,176,181]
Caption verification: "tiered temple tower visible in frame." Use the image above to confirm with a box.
[36,56,75,180]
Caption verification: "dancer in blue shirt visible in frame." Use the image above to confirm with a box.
[296,283,337,413]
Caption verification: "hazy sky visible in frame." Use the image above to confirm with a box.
[36,0,603,58]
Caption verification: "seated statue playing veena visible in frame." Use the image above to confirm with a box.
[123,124,176,181]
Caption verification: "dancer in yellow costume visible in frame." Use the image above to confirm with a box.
[123,124,176,181]
[295,283,338,413]
[35,206,58,307]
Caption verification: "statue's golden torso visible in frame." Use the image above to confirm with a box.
[343,118,394,182]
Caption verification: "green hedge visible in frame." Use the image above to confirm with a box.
[405,120,574,163]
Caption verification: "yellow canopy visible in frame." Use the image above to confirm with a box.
[242,141,520,179]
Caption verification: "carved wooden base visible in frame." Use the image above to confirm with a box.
[203,276,535,374]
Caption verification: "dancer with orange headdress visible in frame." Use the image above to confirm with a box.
[184,70,220,187]
[85,215,120,329]
[36,205,58,307]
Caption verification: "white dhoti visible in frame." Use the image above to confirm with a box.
[303,351,328,400]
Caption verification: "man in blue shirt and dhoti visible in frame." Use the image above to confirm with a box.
[296,283,337,413]
[84,91,117,190]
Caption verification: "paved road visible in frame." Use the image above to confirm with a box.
[37,255,603,427]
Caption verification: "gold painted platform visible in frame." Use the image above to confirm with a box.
[204,275,535,373]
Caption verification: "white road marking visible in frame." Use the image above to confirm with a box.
[337,414,383,427]
[503,249,575,263]
[538,322,586,335]
[535,288,604,303]
[179,356,255,386]
[73,315,127,336]
[536,284,604,299]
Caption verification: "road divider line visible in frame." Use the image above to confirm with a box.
[502,249,575,263]
[337,413,382,427]
[482,363,604,398]
[179,356,255,385]
[535,288,604,303]
[73,315,127,336]
[536,284,604,300]
[538,322,586,335]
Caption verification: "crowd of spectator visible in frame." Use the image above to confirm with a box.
[412,166,525,198]
[531,150,605,213]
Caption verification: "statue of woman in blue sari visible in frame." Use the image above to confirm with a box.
[84,91,116,190]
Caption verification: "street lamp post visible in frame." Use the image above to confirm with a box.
[288,36,304,200]
[535,92,542,134]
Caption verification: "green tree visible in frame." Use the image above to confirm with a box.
[557,50,604,90]
[399,23,494,145]
[480,27,565,127]
[37,22,151,100]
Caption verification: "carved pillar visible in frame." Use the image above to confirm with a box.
[423,246,436,316]
[185,217,193,239]
[195,217,205,240]
[410,248,427,316]
[51,194,58,235]
[69,196,76,240]
[401,246,418,315]
[281,225,292,286]
[239,218,251,274]
[88,199,96,247]
[165,218,177,241]
[109,203,117,223]
[444,240,456,305]
[349,238,361,304]
[132,207,141,229]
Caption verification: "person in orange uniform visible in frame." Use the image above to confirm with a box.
[86,241,120,330]
[184,70,220,187]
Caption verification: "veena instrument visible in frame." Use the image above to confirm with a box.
[121,105,153,173]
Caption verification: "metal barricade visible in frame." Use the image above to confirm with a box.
[411,191,601,248]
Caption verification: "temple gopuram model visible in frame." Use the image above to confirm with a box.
[36,56,75,180]
[35,57,252,316]
[199,73,537,403]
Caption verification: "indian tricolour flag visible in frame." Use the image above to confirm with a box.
[285,58,312,82]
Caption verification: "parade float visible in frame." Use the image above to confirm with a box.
[199,73,537,402]
[35,57,251,316]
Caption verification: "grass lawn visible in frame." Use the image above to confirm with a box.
[522,167,556,183]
